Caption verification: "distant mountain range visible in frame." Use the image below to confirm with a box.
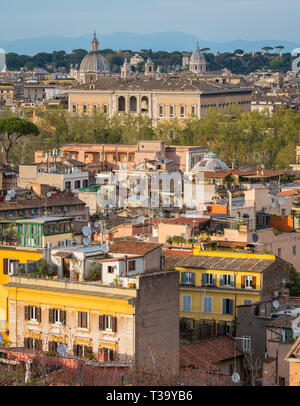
[0,32,299,55]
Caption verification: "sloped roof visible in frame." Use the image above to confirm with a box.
[180,336,242,371]
[176,254,274,273]
[108,241,163,255]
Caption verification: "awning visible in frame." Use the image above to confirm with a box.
[49,335,67,343]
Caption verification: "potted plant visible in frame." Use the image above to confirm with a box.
[113,277,119,287]
[73,272,79,281]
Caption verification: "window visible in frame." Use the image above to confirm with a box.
[24,338,42,351]
[245,276,253,289]
[128,260,136,272]
[169,105,174,117]
[204,296,212,313]
[107,266,115,274]
[220,274,234,287]
[182,295,191,312]
[241,275,256,289]
[278,377,285,386]
[180,105,185,118]
[78,312,88,329]
[48,341,59,353]
[49,308,66,325]
[222,298,234,315]
[103,104,108,113]
[159,105,164,117]
[191,105,196,115]
[25,306,41,322]
[281,209,286,215]
[83,179,88,188]
[75,180,81,189]
[118,96,126,112]
[99,347,115,361]
[65,181,71,190]
[242,336,251,352]
[73,344,92,358]
[82,104,88,113]
[72,105,77,113]
[244,299,253,305]
[293,246,296,256]
[278,248,281,258]
[202,273,216,286]
[181,272,195,285]
[99,315,117,332]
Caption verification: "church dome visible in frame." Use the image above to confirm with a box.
[80,33,110,73]
[192,152,229,172]
[190,43,206,64]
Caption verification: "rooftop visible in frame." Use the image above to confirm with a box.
[108,241,163,256]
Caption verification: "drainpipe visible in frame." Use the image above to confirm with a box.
[124,255,128,276]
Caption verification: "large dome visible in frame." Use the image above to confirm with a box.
[80,33,110,73]
[192,152,229,172]
[190,43,206,64]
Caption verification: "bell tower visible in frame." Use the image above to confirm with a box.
[145,58,154,76]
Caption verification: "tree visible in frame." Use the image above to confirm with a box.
[262,46,274,53]
[0,117,39,164]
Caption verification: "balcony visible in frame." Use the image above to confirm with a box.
[8,276,138,300]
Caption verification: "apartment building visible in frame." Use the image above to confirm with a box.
[175,250,291,334]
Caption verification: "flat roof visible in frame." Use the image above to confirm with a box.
[15,216,72,224]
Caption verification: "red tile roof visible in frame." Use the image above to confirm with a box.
[277,188,300,197]
[109,241,163,255]
[180,336,242,372]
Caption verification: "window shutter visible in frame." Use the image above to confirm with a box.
[61,311,66,325]
[78,312,82,327]
[230,275,235,287]
[241,276,245,288]
[252,276,257,289]
[36,307,41,323]
[220,275,224,286]
[36,339,43,352]
[82,312,88,329]
[222,299,226,315]
[191,272,195,286]
[3,259,8,275]
[229,299,234,315]
[24,306,29,321]
[181,272,187,284]
[49,309,54,324]
[212,274,217,286]
[24,337,29,349]
[99,315,104,330]
[202,273,207,286]
[85,346,93,357]
[112,317,117,333]
[73,344,77,356]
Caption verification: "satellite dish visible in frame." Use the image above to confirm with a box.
[9,190,16,198]
[232,372,240,384]
[261,164,265,169]
[82,226,92,237]
[0,333,3,346]
[83,237,91,246]
[252,233,259,243]
[47,192,52,198]
[102,211,107,218]
[273,300,280,309]
[5,195,11,201]
[57,343,67,357]
[94,222,99,228]
[100,243,109,253]
[138,216,145,223]
[159,212,163,217]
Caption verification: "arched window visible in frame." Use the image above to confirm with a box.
[129,96,137,112]
[141,96,149,112]
[180,105,185,118]
[169,105,174,118]
[118,96,126,112]
[92,104,98,113]
[159,105,164,117]
[103,104,108,114]
[191,105,196,115]
[82,104,88,113]
[72,104,77,113]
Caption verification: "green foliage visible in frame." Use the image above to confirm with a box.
[32,259,58,277]
[288,266,300,296]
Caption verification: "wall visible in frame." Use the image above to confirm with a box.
[134,271,179,373]
[158,223,191,244]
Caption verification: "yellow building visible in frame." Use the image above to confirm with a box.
[0,217,74,345]
[4,271,179,371]
[0,248,43,345]
[176,249,290,334]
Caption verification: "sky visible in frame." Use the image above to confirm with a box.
[1,0,300,42]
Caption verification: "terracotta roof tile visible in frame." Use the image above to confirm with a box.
[108,241,163,255]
